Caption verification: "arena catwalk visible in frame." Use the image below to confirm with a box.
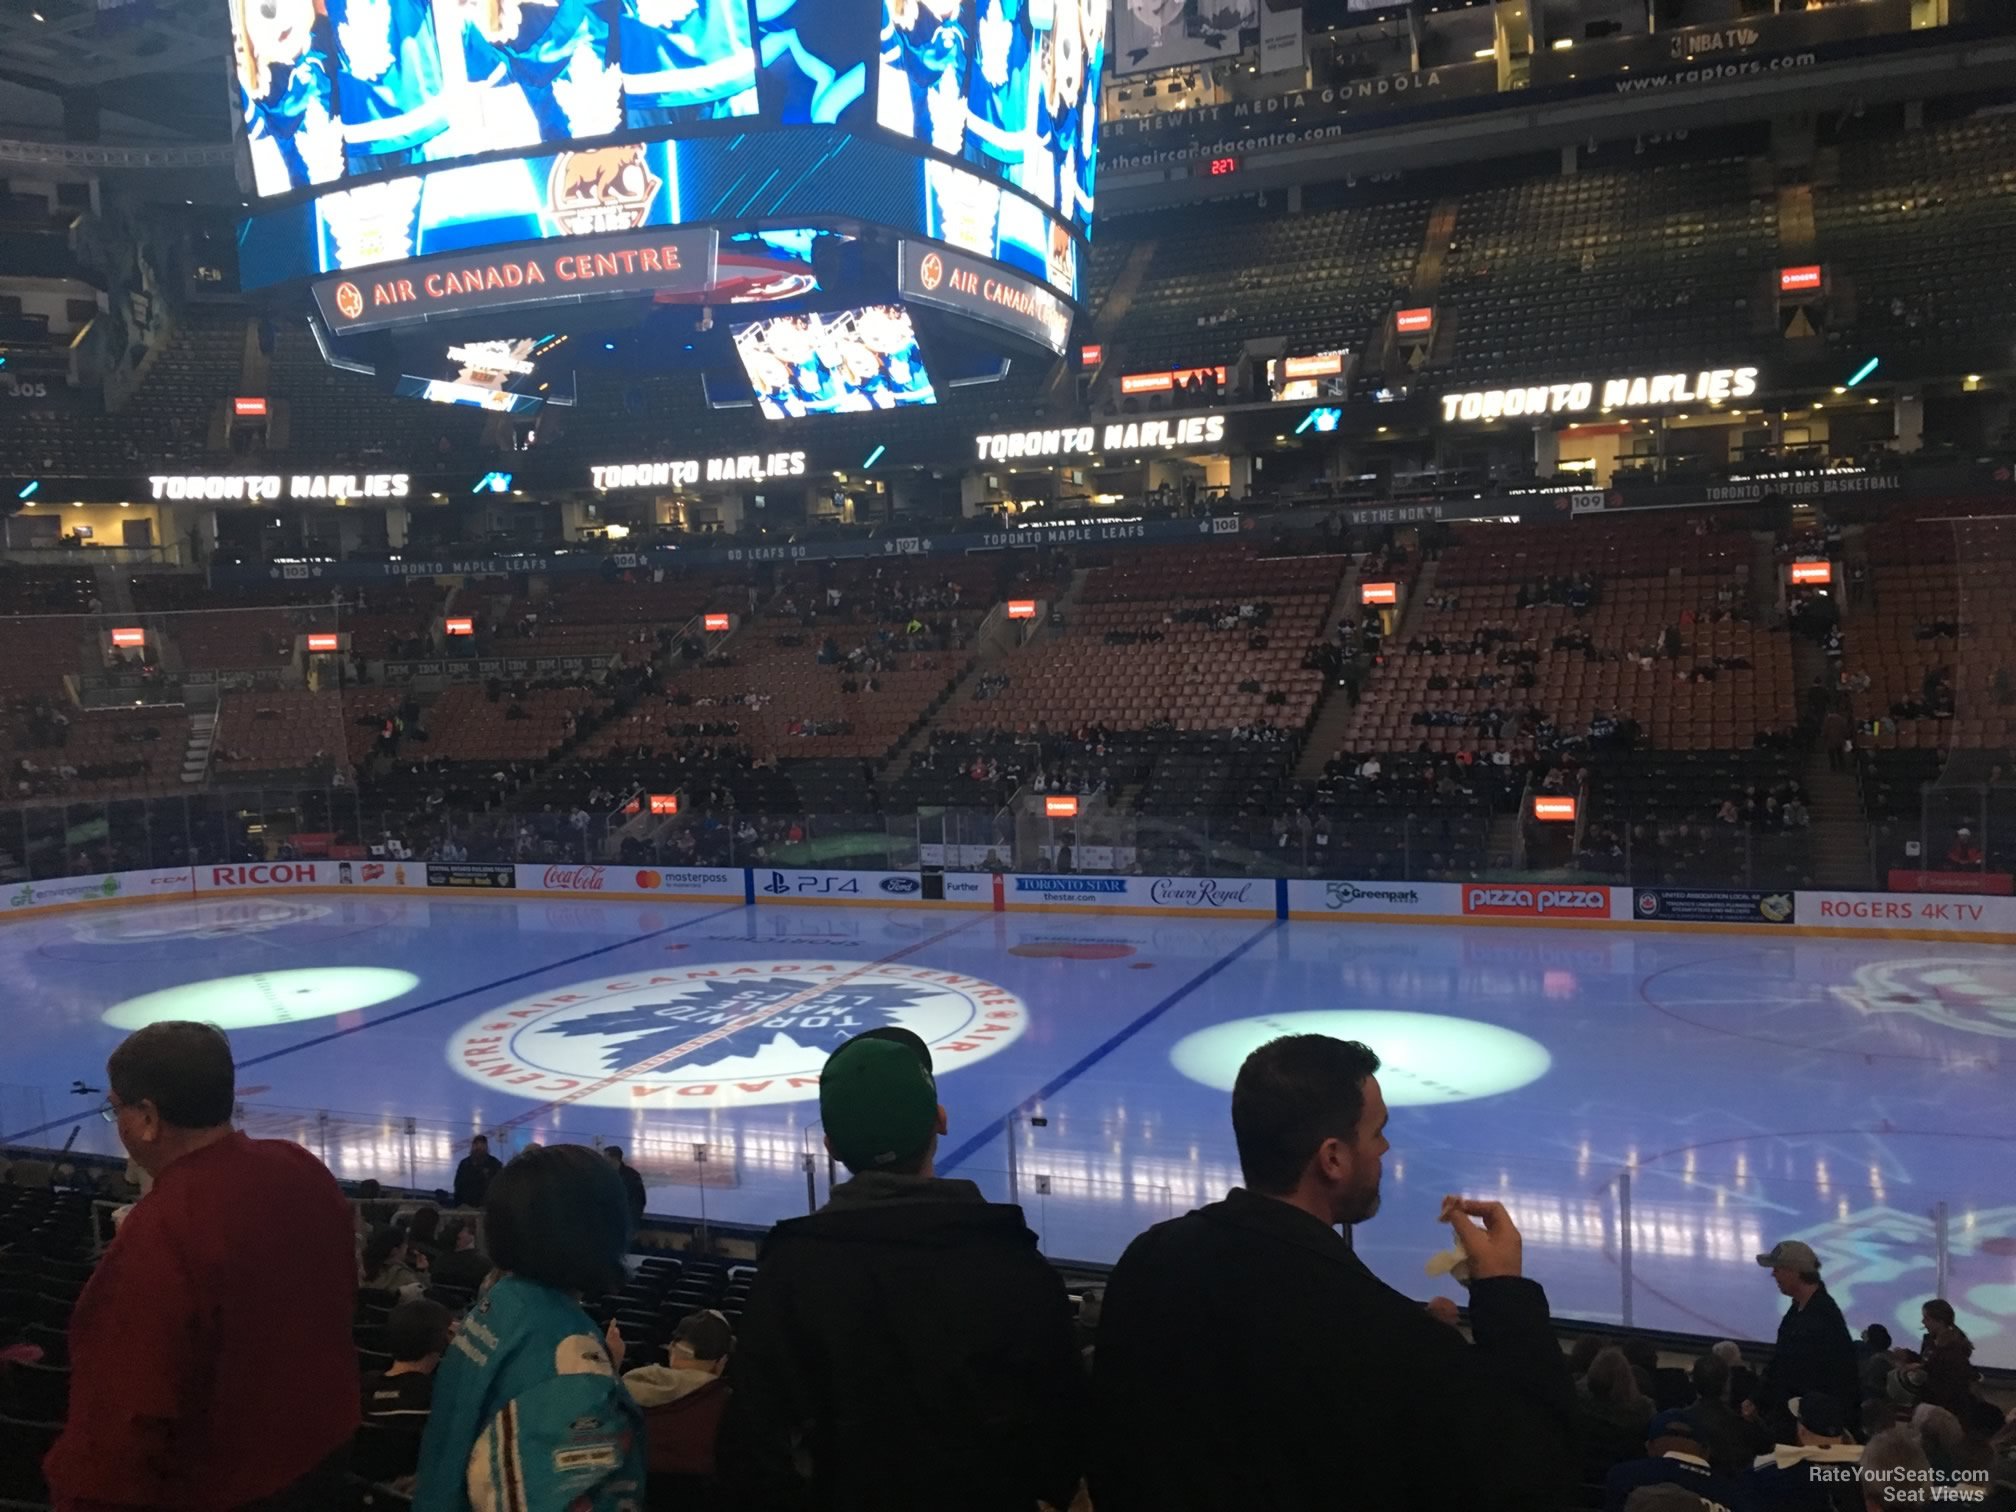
[5,893,2011,1366]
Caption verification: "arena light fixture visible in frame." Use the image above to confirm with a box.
[861,444,885,469]
[1846,357,1880,388]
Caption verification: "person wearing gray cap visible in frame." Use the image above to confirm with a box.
[1749,1240,1858,1435]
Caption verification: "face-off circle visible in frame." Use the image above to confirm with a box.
[1833,958,2016,1040]
[1641,953,2012,1059]
[446,959,1028,1110]
[1169,1010,1551,1107]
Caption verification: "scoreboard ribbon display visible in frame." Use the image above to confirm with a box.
[898,239,1072,355]
[313,226,720,334]
[242,127,1081,304]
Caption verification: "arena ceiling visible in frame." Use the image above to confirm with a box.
[0,0,230,141]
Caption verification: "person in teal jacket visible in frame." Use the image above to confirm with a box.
[416,1143,644,1512]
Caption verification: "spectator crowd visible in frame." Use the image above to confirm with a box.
[9,1019,2011,1512]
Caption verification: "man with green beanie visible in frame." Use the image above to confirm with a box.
[717,1029,1086,1512]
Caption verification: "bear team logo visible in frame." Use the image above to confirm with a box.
[446,959,1028,1108]
[1834,958,2016,1039]
[549,144,662,236]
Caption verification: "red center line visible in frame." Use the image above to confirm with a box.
[489,914,991,1135]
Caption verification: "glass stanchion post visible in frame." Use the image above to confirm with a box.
[1619,1170,1635,1328]
[1934,1200,1951,1302]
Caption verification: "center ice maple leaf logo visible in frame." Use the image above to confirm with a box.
[536,977,938,1073]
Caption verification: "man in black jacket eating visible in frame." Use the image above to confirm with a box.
[1091,1033,1577,1512]
[718,1028,1085,1512]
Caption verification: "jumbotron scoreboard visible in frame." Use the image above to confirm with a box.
[230,0,1099,416]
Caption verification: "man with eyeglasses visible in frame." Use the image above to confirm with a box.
[45,1021,360,1511]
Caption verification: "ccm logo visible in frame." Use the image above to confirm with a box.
[209,864,317,886]
[1464,885,1610,918]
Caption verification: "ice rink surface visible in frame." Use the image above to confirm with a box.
[5,892,2012,1364]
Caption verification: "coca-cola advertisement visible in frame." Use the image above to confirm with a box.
[540,865,607,891]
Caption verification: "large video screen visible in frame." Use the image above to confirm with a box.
[232,0,1098,243]
[232,0,764,199]
[395,373,545,411]
[618,0,758,126]
[731,304,936,417]
[402,334,573,410]
[876,0,1103,239]
[755,0,872,125]
[247,127,1081,304]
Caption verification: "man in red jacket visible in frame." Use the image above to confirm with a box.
[46,1021,360,1511]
